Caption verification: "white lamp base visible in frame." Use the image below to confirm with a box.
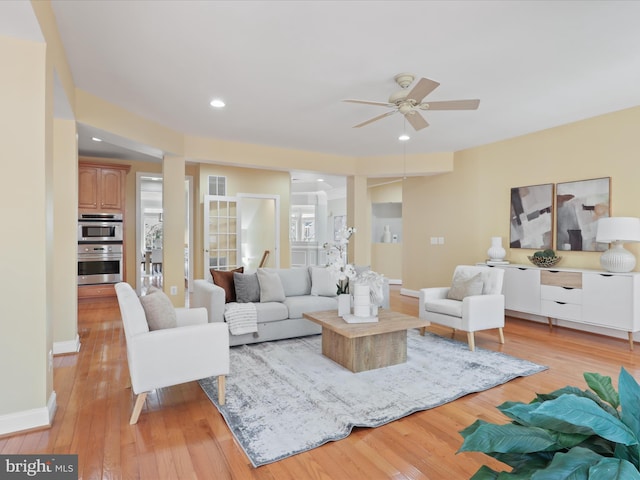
[600,241,636,273]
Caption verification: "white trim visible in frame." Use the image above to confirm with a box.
[53,334,81,355]
[0,391,56,436]
[388,278,402,285]
[400,288,419,298]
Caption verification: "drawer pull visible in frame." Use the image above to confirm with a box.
[562,287,574,290]
[555,301,567,305]
[599,274,614,277]
[518,267,527,271]
[549,270,560,273]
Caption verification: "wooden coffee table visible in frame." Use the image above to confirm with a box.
[303,309,429,372]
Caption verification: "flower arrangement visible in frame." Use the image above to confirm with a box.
[324,226,356,294]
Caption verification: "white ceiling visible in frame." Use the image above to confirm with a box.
[6,1,640,184]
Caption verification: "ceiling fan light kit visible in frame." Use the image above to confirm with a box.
[344,73,480,131]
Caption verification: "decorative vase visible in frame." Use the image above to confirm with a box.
[352,284,370,317]
[338,293,350,316]
[487,236,506,262]
[382,225,392,243]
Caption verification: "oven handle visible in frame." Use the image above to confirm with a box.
[78,254,122,261]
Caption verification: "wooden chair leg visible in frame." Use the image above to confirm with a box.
[129,392,148,425]
[419,327,426,336]
[498,327,505,344]
[467,332,475,351]
[218,376,226,406]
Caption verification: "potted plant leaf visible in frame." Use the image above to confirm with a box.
[459,367,640,479]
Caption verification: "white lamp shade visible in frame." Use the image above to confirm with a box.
[596,217,640,243]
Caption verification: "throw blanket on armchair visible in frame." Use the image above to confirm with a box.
[224,303,258,335]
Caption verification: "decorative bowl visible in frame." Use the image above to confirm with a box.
[527,255,562,268]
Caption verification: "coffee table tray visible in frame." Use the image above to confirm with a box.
[342,314,378,324]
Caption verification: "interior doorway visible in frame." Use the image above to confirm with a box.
[136,172,193,297]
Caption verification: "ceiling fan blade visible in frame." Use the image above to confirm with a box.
[353,110,397,128]
[420,99,480,110]
[405,112,429,131]
[406,77,440,103]
[343,99,394,107]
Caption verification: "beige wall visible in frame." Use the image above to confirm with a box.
[0,36,53,418]
[53,119,78,350]
[403,105,640,292]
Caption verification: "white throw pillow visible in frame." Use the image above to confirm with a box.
[257,268,286,302]
[447,272,484,301]
[140,286,177,330]
[310,266,338,297]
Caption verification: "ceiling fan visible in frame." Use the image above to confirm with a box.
[343,73,480,131]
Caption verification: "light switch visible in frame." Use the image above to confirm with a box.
[430,237,438,245]
[438,237,445,245]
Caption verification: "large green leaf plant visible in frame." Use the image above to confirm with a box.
[459,367,640,479]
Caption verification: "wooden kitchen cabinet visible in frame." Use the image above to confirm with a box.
[78,162,130,213]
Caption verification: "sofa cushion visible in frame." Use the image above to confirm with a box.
[285,295,338,319]
[264,268,311,296]
[447,272,484,301]
[140,286,177,330]
[253,302,289,323]
[211,267,244,303]
[257,268,286,302]
[424,298,464,317]
[310,266,338,297]
[234,272,260,303]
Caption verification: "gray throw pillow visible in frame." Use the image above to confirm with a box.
[234,272,260,303]
[447,272,484,301]
[257,268,286,302]
[140,286,177,330]
[310,266,338,297]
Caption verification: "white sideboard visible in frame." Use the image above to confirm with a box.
[490,264,640,350]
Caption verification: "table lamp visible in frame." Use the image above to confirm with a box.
[595,217,640,272]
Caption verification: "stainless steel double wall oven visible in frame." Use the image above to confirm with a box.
[77,213,124,285]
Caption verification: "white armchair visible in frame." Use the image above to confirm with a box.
[115,282,230,424]
[418,265,505,351]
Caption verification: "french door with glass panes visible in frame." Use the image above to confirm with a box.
[204,196,239,278]
[204,194,279,279]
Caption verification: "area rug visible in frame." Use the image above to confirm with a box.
[199,329,547,467]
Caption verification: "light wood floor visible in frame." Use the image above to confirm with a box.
[3,287,640,479]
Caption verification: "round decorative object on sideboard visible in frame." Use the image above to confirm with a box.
[527,255,562,268]
[487,236,506,262]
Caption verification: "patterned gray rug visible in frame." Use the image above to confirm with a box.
[199,329,546,467]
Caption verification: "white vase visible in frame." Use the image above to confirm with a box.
[382,225,391,243]
[487,236,506,261]
[338,294,350,316]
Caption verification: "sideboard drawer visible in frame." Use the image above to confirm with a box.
[540,270,582,288]
[540,285,582,304]
[541,300,582,321]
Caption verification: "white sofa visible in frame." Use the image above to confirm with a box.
[192,266,390,347]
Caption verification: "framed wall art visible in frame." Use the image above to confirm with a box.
[510,183,553,249]
[556,177,610,252]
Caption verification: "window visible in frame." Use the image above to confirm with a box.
[208,175,227,196]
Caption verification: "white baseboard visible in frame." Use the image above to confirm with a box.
[388,278,402,285]
[0,391,56,436]
[53,334,81,355]
[400,288,419,298]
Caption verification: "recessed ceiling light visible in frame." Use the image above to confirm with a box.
[317,178,325,182]
[91,137,102,142]
[398,134,410,141]
[210,99,226,108]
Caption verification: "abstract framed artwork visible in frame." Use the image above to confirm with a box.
[556,177,610,252]
[510,183,553,249]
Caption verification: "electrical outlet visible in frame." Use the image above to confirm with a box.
[430,237,438,245]
[170,286,178,295]
[48,350,53,372]
[438,237,445,245]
